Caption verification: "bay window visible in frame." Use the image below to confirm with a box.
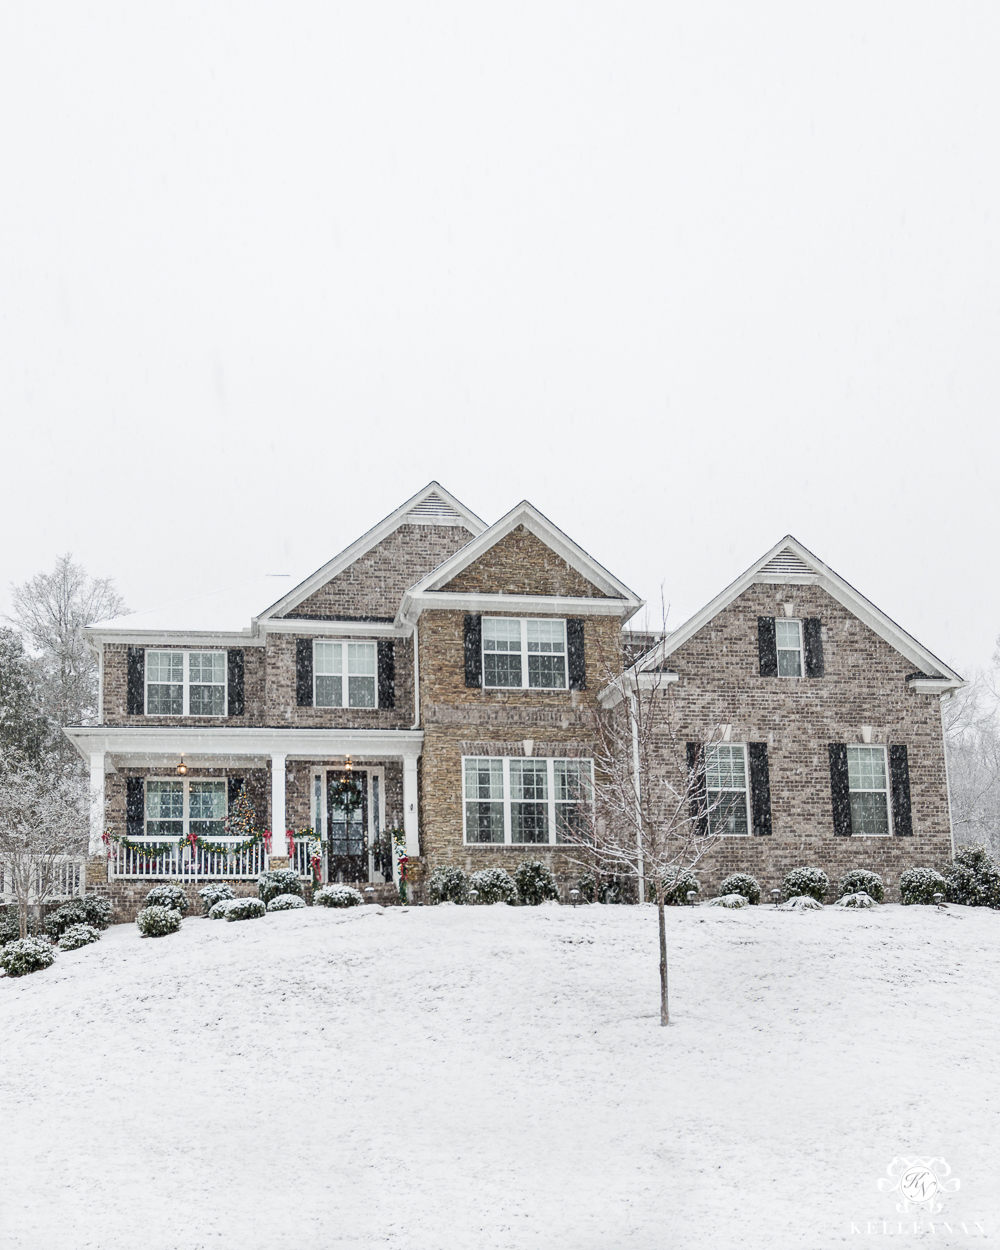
[463,756,593,845]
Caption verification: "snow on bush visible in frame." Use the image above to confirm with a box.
[0,907,21,945]
[144,884,190,915]
[82,896,113,930]
[44,901,88,938]
[513,860,559,906]
[834,892,877,909]
[314,885,364,909]
[258,869,303,905]
[900,867,947,906]
[199,883,235,915]
[704,893,749,909]
[468,868,517,905]
[136,905,183,937]
[718,873,761,905]
[428,865,469,905]
[662,869,700,906]
[945,845,1000,908]
[57,923,102,950]
[267,894,307,912]
[579,873,633,904]
[225,898,267,922]
[0,937,55,976]
[781,867,829,903]
[208,900,232,920]
[838,870,884,903]
[780,895,823,911]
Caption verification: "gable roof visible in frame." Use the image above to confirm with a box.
[633,534,964,688]
[398,500,643,624]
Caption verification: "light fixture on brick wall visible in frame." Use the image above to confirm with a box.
[176,756,188,776]
[344,755,353,772]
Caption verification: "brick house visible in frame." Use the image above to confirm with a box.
[607,536,965,900]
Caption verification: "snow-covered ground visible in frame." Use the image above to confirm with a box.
[1,901,997,1249]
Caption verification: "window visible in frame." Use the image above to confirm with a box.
[145,779,226,838]
[705,744,750,836]
[847,746,891,835]
[463,756,593,845]
[314,641,377,709]
[775,619,803,678]
[146,651,226,716]
[482,618,567,689]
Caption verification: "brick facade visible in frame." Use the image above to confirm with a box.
[441,525,614,598]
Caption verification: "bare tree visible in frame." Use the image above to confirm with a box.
[944,649,1000,858]
[0,628,51,764]
[0,759,88,938]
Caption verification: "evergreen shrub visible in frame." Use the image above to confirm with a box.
[662,869,700,906]
[781,867,829,903]
[513,860,559,906]
[468,868,517,905]
[582,874,633,904]
[945,846,1000,908]
[900,867,947,906]
[82,896,113,929]
[225,898,266,922]
[428,866,470,905]
[314,885,364,909]
[834,892,877,909]
[704,893,749,909]
[1,937,55,976]
[0,907,21,945]
[718,873,761,905]
[136,905,182,937]
[199,883,235,915]
[267,894,306,912]
[44,901,89,938]
[258,869,303,905]
[58,923,102,950]
[781,895,823,911]
[838,870,884,903]
[144,884,190,915]
[208,900,231,919]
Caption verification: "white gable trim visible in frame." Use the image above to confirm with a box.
[257,483,485,622]
[634,535,964,689]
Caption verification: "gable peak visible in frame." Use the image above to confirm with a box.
[402,489,470,527]
[759,544,814,578]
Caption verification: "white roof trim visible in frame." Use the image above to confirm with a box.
[87,631,263,647]
[399,501,642,624]
[257,482,486,622]
[64,725,425,762]
[634,535,964,688]
[400,592,639,624]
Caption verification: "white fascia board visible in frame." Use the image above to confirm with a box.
[597,670,679,709]
[257,483,486,622]
[261,619,411,639]
[398,591,642,627]
[63,725,425,762]
[88,630,263,647]
[908,677,967,696]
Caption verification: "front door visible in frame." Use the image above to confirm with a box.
[327,770,368,882]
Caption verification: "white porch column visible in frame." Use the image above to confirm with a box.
[88,751,106,855]
[270,754,287,859]
[402,756,420,857]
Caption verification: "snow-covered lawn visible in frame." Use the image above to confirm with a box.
[1,901,997,1249]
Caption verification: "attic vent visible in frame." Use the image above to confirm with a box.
[759,547,813,577]
[405,493,466,526]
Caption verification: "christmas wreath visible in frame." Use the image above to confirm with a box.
[329,775,364,814]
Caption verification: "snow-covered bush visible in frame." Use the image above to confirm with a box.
[225,898,266,922]
[0,937,55,976]
[0,907,21,945]
[834,892,877,909]
[704,893,749,909]
[144,884,190,915]
[44,901,89,938]
[258,869,303,905]
[468,868,517,905]
[780,895,823,911]
[428,865,470,905]
[900,867,947,906]
[580,873,633,904]
[199,883,235,916]
[662,869,700,906]
[58,923,102,950]
[781,867,829,903]
[136,905,182,937]
[718,873,761,905]
[945,845,1000,908]
[314,885,364,909]
[513,860,559,906]
[267,893,306,912]
[82,896,113,930]
[208,900,232,919]
[838,870,884,903]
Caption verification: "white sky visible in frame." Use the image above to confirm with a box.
[1,3,997,676]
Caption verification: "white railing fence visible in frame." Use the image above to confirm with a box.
[110,838,266,880]
[0,855,85,904]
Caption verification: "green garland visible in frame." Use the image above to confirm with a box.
[110,835,178,859]
[329,775,364,814]
[108,831,263,857]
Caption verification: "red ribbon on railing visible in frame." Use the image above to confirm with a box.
[286,829,296,858]
[263,829,272,855]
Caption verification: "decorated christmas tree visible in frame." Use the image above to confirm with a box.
[227,782,259,843]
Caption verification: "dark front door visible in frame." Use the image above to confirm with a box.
[327,770,367,883]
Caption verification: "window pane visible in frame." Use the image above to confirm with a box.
[484,652,522,687]
[466,802,505,843]
[526,620,565,653]
[147,684,183,715]
[348,675,376,708]
[850,791,889,836]
[316,675,343,707]
[483,619,521,651]
[777,648,802,677]
[347,644,376,675]
[708,790,748,836]
[314,642,342,675]
[147,652,183,682]
[190,781,226,836]
[190,684,225,716]
[146,781,183,835]
[775,620,800,649]
[465,758,504,800]
[555,760,593,844]
[464,758,505,844]
[705,745,747,790]
[189,652,225,684]
[528,653,566,688]
[511,759,548,843]
[146,652,183,715]
[511,760,548,801]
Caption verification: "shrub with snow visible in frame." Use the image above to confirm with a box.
[513,860,559,906]
[258,869,303,905]
[945,845,1000,908]
[58,923,102,950]
[267,894,307,912]
[1,937,56,976]
[0,907,22,945]
[781,867,829,903]
[900,867,947,906]
[144,884,190,915]
[704,893,749,909]
[580,873,633,905]
[225,898,267,922]
[82,896,113,930]
[314,885,364,909]
[780,895,823,911]
[838,870,884,903]
[662,870,700,906]
[208,900,232,919]
[136,905,182,937]
[428,865,469,905]
[834,892,877,909]
[468,868,517,905]
[718,873,761,905]
[44,901,89,938]
[199,883,235,916]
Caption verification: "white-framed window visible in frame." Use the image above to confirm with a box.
[775,619,803,678]
[146,650,227,716]
[847,745,891,836]
[462,756,593,845]
[314,641,377,709]
[145,778,227,838]
[705,743,751,836]
[482,618,567,690]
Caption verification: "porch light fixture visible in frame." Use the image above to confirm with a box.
[344,756,353,772]
[771,889,781,906]
[176,757,188,776]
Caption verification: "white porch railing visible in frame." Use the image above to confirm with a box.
[290,838,316,880]
[0,855,86,904]
[110,839,266,880]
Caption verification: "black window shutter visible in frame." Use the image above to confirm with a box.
[296,639,314,706]
[567,619,586,690]
[758,617,778,677]
[889,745,913,836]
[227,776,243,813]
[127,647,145,715]
[748,742,772,836]
[227,649,245,716]
[126,777,144,837]
[377,640,396,709]
[828,743,852,836]
[464,614,483,688]
[686,742,708,835]
[804,618,825,678]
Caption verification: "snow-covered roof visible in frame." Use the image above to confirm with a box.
[88,574,304,640]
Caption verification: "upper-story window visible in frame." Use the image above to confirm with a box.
[314,641,377,709]
[483,618,567,690]
[775,620,803,677]
[146,651,227,716]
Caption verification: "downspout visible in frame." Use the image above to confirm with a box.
[410,619,420,729]
[629,687,645,903]
[940,693,957,859]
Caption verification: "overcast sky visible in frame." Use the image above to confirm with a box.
[1,3,997,676]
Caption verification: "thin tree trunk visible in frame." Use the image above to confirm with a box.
[658,893,668,1026]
